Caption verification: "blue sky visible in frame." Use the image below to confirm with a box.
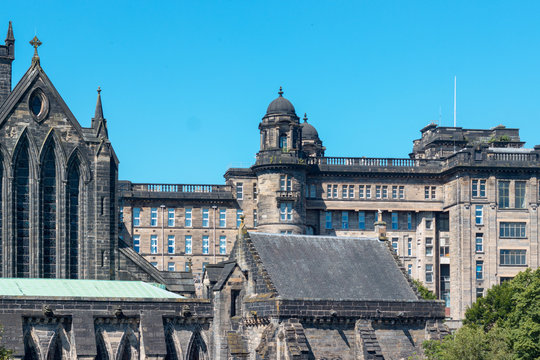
[4,1,540,183]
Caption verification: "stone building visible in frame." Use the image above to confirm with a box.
[0,23,193,294]
[205,229,446,359]
[122,88,540,320]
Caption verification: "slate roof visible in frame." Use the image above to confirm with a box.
[0,278,185,299]
[248,233,418,301]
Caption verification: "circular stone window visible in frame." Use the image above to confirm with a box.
[28,88,49,122]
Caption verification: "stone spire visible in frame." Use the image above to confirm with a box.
[5,21,14,43]
[95,87,103,119]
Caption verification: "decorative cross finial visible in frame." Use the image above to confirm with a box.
[303,113,308,122]
[97,86,101,94]
[29,35,42,65]
[278,86,283,97]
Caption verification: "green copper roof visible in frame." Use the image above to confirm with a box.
[0,278,185,299]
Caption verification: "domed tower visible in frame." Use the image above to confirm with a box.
[300,113,325,157]
[252,88,307,234]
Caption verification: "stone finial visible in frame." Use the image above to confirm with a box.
[303,113,308,122]
[29,35,42,65]
[278,86,283,97]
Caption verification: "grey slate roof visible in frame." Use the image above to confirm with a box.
[249,233,418,301]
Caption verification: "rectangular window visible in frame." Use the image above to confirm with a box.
[332,184,338,198]
[376,185,381,199]
[425,237,433,256]
[342,185,348,199]
[151,208,158,226]
[185,208,192,227]
[236,209,243,227]
[476,288,484,299]
[219,209,226,227]
[349,185,354,199]
[366,185,371,199]
[133,235,140,253]
[425,264,433,283]
[472,179,487,198]
[407,264,412,276]
[407,212,412,230]
[399,186,405,199]
[150,235,158,254]
[475,233,483,253]
[392,185,398,199]
[358,211,365,230]
[184,236,192,255]
[219,236,227,255]
[185,262,190,272]
[342,211,349,229]
[391,212,398,230]
[475,205,483,225]
[425,219,433,229]
[133,207,140,227]
[391,238,398,253]
[202,236,209,255]
[515,181,526,209]
[359,185,364,199]
[326,184,332,198]
[500,249,527,266]
[202,208,209,227]
[431,186,436,199]
[382,185,388,198]
[310,184,316,198]
[168,208,175,227]
[476,261,483,280]
[425,186,430,199]
[253,209,257,227]
[407,238,412,256]
[236,182,243,200]
[498,180,510,208]
[325,211,332,229]
[280,203,292,222]
[440,238,449,257]
[499,222,526,238]
[253,183,258,200]
[167,235,175,254]
[280,176,292,192]
[472,180,478,197]
[168,262,175,271]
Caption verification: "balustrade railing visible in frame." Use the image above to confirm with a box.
[128,183,232,193]
[307,157,421,167]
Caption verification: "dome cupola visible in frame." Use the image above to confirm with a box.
[266,87,296,116]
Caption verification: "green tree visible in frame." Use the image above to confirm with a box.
[412,279,437,300]
[424,268,540,360]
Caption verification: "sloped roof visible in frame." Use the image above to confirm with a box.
[248,233,417,301]
[0,278,185,299]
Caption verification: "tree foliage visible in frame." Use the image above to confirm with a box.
[412,279,437,300]
[423,268,540,360]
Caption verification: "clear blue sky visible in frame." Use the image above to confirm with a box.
[4,1,540,184]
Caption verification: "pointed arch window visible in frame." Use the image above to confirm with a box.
[66,159,80,279]
[14,139,30,278]
[23,332,40,360]
[165,329,179,360]
[95,331,110,360]
[187,332,207,360]
[41,143,57,278]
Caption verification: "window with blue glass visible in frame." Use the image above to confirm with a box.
[475,205,483,225]
[325,211,332,229]
[476,261,483,280]
[220,236,227,255]
[358,211,365,230]
[279,135,287,150]
[167,235,175,254]
[202,236,209,254]
[219,209,226,227]
[150,235,157,254]
[185,236,192,255]
[150,208,158,226]
[391,238,398,253]
[407,238,412,256]
[407,264,412,276]
[202,208,209,227]
[342,211,349,229]
[407,212,412,230]
[133,207,140,227]
[185,208,192,227]
[167,208,175,227]
[280,203,292,222]
[168,262,175,271]
[133,235,140,253]
[475,233,483,253]
[391,212,398,230]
